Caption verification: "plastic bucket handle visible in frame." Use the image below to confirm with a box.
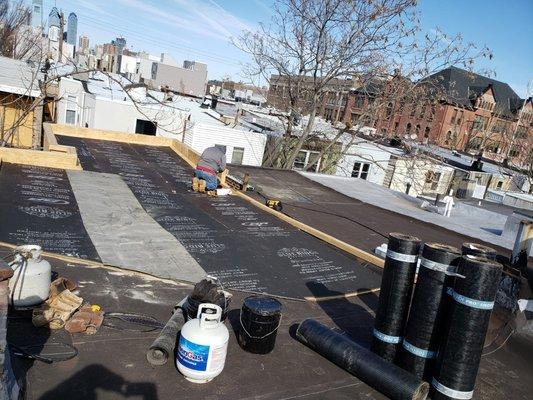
[239,310,282,340]
[198,303,222,329]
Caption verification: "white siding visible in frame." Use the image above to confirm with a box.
[334,142,395,185]
[56,78,93,127]
[91,98,185,138]
[189,124,266,166]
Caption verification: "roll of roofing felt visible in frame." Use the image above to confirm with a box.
[372,233,421,362]
[296,319,429,400]
[461,242,497,261]
[398,243,461,381]
[146,308,185,366]
[432,255,502,400]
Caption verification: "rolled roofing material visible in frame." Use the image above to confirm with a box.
[432,255,502,400]
[398,243,461,380]
[372,233,421,362]
[147,308,186,366]
[296,319,428,400]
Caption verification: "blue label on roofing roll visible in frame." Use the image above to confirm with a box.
[177,336,209,371]
[402,340,436,359]
[447,288,494,310]
[373,328,402,344]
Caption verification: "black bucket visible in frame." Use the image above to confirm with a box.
[238,295,282,354]
[184,294,230,321]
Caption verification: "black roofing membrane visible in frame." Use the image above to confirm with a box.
[56,135,382,298]
[0,163,100,260]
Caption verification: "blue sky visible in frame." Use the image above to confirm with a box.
[38,0,532,96]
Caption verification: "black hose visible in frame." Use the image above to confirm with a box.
[372,233,421,362]
[398,243,461,381]
[296,319,429,400]
[146,308,186,366]
[10,342,78,363]
[432,255,502,400]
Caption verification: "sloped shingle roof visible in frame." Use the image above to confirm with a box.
[426,66,521,117]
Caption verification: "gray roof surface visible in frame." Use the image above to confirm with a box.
[0,56,41,97]
[300,171,514,249]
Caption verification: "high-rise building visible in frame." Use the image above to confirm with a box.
[31,0,43,27]
[48,7,60,28]
[48,7,61,42]
[67,12,78,46]
[111,37,126,55]
[79,35,89,52]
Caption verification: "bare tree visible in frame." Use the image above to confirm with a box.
[236,0,491,171]
[0,0,42,60]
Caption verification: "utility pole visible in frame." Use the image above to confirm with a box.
[58,11,64,61]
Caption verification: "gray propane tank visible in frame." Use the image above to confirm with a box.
[8,245,51,307]
[176,303,229,383]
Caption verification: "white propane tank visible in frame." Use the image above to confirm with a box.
[8,245,51,307]
[176,303,229,383]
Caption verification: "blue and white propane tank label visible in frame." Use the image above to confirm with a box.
[177,336,209,371]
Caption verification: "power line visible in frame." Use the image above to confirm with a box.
[41,0,243,67]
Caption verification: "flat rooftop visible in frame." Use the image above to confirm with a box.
[0,126,531,400]
[3,246,531,400]
[228,165,513,254]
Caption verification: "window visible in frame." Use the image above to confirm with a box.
[406,123,412,134]
[424,126,430,138]
[231,147,244,165]
[135,119,157,135]
[293,151,307,169]
[354,94,365,109]
[425,171,441,191]
[352,162,370,179]
[486,141,500,154]
[509,146,519,158]
[351,113,361,125]
[65,95,77,125]
[386,102,393,117]
[496,181,503,189]
[457,110,463,126]
[293,150,320,172]
[415,124,421,135]
[472,115,488,130]
[516,125,527,139]
[394,122,399,132]
[419,106,426,119]
[468,137,482,151]
[451,108,458,124]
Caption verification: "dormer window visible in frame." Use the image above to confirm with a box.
[476,98,494,111]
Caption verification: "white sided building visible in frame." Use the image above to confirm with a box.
[55,71,266,166]
[334,137,404,185]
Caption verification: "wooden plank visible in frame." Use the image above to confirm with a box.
[50,124,173,147]
[231,190,385,269]
[304,287,381,302]
[0,147,81,170]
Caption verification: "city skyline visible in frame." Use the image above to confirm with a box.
[33,0,532,97]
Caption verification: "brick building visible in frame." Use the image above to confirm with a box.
[340,67,532,168]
